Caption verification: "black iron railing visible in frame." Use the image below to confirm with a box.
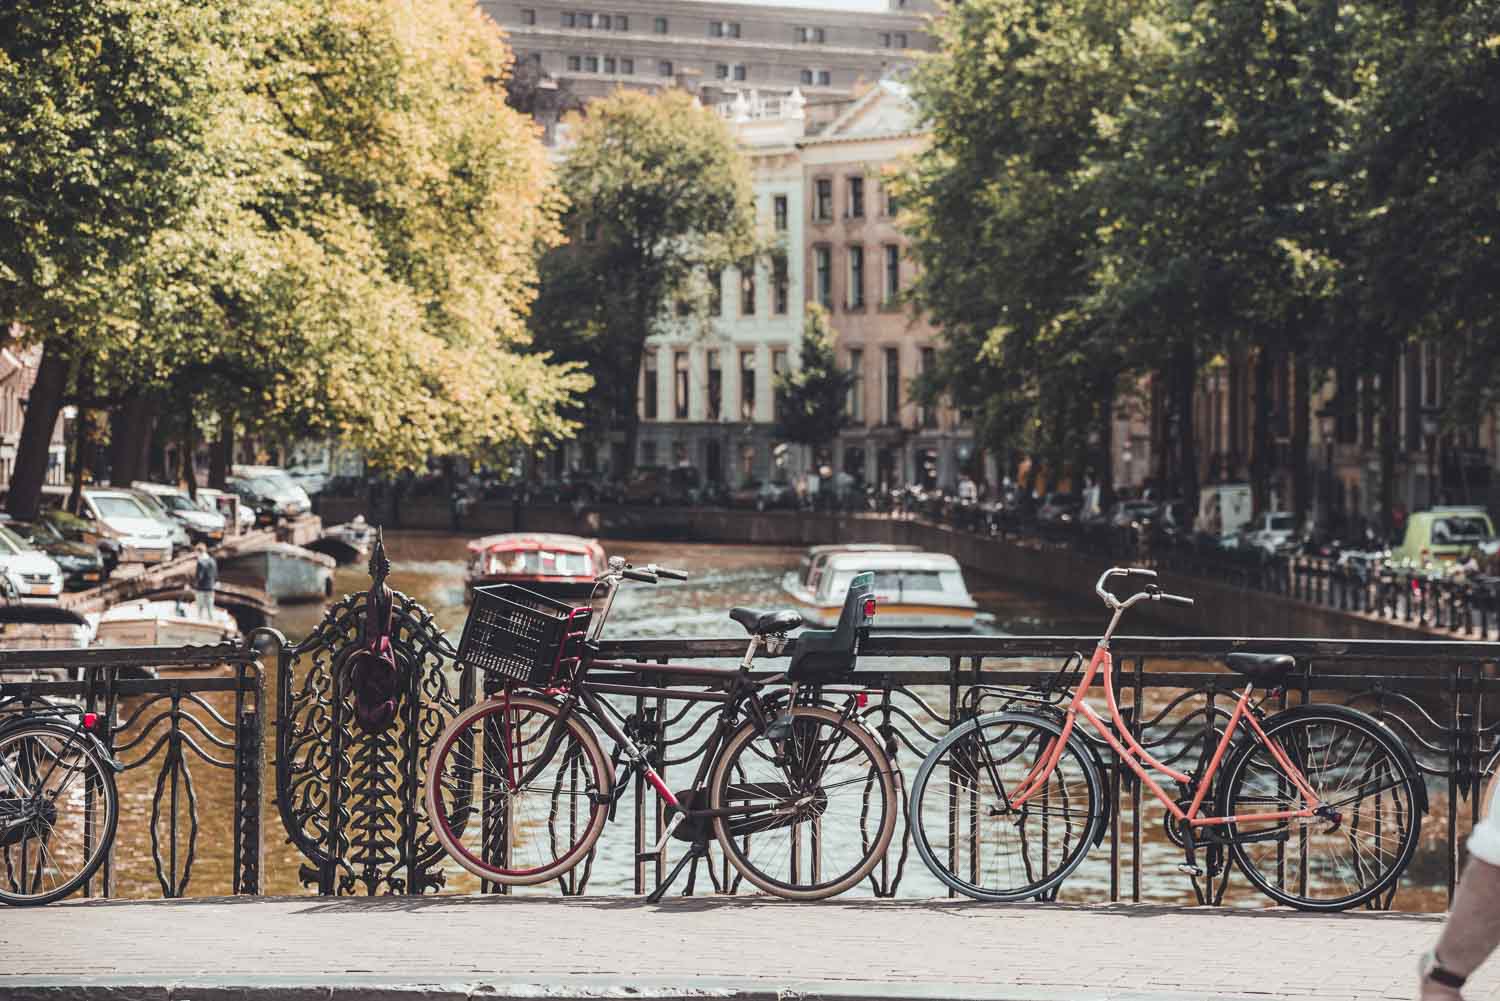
[0,642,266,898]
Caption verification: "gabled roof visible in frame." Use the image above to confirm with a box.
[804,79,921,144]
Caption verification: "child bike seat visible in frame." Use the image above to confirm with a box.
[787,572,876,682]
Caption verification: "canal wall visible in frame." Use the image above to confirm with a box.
[317,496,1428,641]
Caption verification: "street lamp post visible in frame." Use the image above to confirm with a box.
[1422,408,1441,508]
[1317,406,1336,534]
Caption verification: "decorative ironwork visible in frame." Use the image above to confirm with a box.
[0,645,265,899]
[274,556,471,896]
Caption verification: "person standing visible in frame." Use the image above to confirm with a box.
[1420,775,1500,998]
[193,543,217,620]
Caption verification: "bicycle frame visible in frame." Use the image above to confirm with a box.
[1009,572,1322,831]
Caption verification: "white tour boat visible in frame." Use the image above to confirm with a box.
[781,544,978,630]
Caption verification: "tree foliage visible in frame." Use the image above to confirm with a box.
[775,304,855,449]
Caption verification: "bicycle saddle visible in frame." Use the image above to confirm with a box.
[729,607,804,636]
[1225,652,1296,686]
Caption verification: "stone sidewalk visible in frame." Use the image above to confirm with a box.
[0,895,1482,1001]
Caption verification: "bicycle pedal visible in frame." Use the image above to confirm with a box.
[1177,863,1203,877]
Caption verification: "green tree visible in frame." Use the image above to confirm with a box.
[547,89,757,469]
[775,304,855,456]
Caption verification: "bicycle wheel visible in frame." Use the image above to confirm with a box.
[0,721,119,906]
[1222,704,1422,911]
[909,711,1105,901]
[426,694,610,886]
[710,705,896,899]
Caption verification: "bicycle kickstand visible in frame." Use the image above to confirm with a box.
[645,837,708,904]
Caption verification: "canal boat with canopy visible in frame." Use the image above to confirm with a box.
[463,533,606,603]
[781,544,977,630]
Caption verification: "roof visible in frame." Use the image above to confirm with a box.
[467,533,605,556]
[820,551,964,571]
[807,543,922,557]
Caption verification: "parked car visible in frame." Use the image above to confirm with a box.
[32,504,122,577]
[1,518,106,590]
[621,466,702,506]
[133,482,227,545]
[0,524,64,601]
[126,489,192,555]
[196,487,256,533]
[70,487,175,565]
[228,465,313,523]
[1391,506,1498,567]
[1240,511,1300,556]
[1036,493,1083,529]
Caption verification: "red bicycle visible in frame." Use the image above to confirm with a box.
[908,567,1426,910]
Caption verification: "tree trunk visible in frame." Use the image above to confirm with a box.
[1379,349,1398,540]
[69,411,96,515]
[1097,381,1115,506]
[210,414,233,489]
[107,394,154,486]
[181,414,199,499]
[6,344,68,521]
[1174,340,1199,512]
[1291,355,1311,527]
[1251,347,1273,514]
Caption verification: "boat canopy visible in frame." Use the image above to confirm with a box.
[467,533,604,578]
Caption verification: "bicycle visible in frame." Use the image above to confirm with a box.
[908,567,1427,910]
[0,695,122,905]
[425,557,896,901]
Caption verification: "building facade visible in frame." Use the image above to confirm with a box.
[0,341,69,490]
[800,81,971,491]
[481,0,934,105]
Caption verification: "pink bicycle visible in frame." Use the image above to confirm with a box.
[908,567,1426,910]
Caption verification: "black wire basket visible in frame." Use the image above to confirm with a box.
[457,584,593,687]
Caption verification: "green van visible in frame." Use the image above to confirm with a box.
[1391,506,1497,566]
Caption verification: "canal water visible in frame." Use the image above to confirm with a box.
[104,533,1451,910]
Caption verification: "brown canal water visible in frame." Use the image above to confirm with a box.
[104,532,1454,909]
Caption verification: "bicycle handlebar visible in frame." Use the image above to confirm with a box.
[653,566,689,581]
[1095,567,1192,612]
[1157,593,1194,608]
[621,567,658,583]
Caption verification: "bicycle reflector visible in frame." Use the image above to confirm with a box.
[862,596,877,618]
[82,713,99,731]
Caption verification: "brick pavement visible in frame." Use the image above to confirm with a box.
[0,895,1484,1001]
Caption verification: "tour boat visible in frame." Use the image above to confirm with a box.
[781,544,978,630]
[308,517,376,565]
[89,598,240,649]
[464,533,606,603]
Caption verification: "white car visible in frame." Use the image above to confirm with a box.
[77,489,175,564]
[196,488,257,533]
[0,524,64,601]
[132,482,227,544]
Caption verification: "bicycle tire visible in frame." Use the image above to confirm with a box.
[909,710,1105,902]
[710,705,896,899]
[1221,703,1422,911]
[0,720,119,906]
[426,694,610,886]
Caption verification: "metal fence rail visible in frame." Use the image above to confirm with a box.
[0,643,266,899]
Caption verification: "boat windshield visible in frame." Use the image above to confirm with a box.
[484,549,594,577]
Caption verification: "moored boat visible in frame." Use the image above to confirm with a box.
[464,533,605,603]
[219,541,336,603]
[781,544,977,630]
[307,516,375,565]
[90,597,240,649]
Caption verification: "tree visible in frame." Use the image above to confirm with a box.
[775,304,855,456]
[547,89,757,469]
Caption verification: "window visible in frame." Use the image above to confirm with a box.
[814,246,832,307]
[847,348,864,423]
[603,56,615,73]
[583,54,599,72]
[728,22,741,37]
[522,8,535,24]
[710,20,723,37]
[772,349,788,420]
[577,12,592,27]
[674,351,689,419]
[797,26,825,42]
[848,246,865,309]
[814,178,832,220]
[644,355,658,420]
[716,63,729,79]
[740,261,756,316]
[800,68,814,85]
[740,351,756,420]
[582,218,599,242]
[885,184,900,216]
[895,32,907,47]
[740,445,756,480]
[773,194,788,231]
[617,14,628,30]
[654,15,668,32]
[707,351,722,421]
[598,13,611,28]
[659,60,673,76]
[884,348,900,424]
[772,253,788,315]
[562,11,575,26]
[921,347,937,428]
[817,70,831,86]
[884,245,900,301]
[641,440,657,466]
[879,32,890,46]
[848,176,864,218]
[709,268,722,316]
[733,64,746,81]
[621,57,634,73]
[567,54,581,71]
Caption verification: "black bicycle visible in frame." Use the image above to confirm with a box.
[0,696,122,905]
[425,557,897,901]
